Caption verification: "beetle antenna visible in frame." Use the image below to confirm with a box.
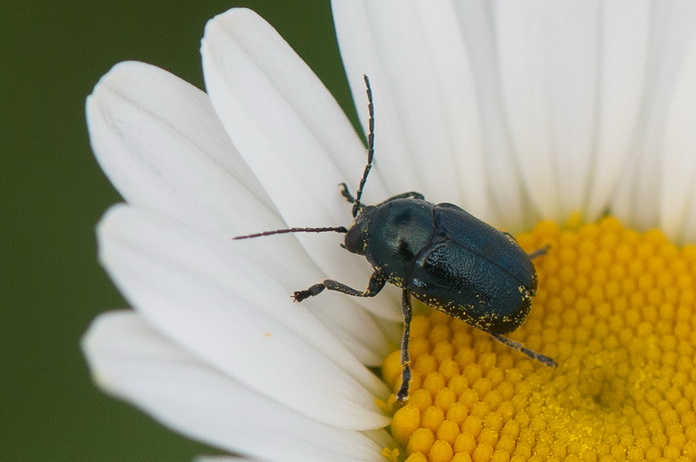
[352,75,375,218]
[233,226,348,240]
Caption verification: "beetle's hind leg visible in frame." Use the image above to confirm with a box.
[488,332,557,367]
[501,233,550,260]
[528,244,551,260]
[292,271,386,302]
[396,290,413,402]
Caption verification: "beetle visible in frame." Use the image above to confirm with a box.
[235,76,556,401]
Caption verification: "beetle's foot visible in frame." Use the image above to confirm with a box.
[292,283,326,302]
[339,183,355,203]
[292,292,308,302]
[522,348,557,367]
[292,290,314,302]
[396,385,409,402]
[396,364,411,402]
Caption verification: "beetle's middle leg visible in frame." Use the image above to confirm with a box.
[396,289,413,402]
[487,332,557,367]
[293,271,386,302]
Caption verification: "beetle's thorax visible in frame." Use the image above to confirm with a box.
[346,198,436,284]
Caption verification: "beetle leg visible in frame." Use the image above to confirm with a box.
[378,191,425,205]
[341,183,425,207]
[502,231,517,241]
[527,244,551,260]
[339,182,356,203]
[487,332,557,367]
[396,289,413,402]
[292,271,386,302]
[501,232,550,260]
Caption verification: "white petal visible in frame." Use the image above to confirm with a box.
[201,9,400,319]
[333,0,540,229]
[196,458,257,462]
[98,205,391,429]
[613,1,696,230]
[334,1,489,209]
[447,1,531,227]
[585,0,650,220]
[332,1,617,230]
[83,311,387,461]
[495,1,600,221]
[196,458,265,462]
[660,28,696,243]
[89,61,400,323]
[196,458,258,462]
[86,61,279,237]
[683,201,696,243]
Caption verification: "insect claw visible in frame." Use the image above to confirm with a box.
[292,291,308,302]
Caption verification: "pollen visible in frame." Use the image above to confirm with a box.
[383,216,696,461]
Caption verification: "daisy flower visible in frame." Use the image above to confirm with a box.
[83,2,696,461]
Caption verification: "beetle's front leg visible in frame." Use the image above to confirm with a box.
[339,182,356,203]
[292,271,386,302]
[396,289,413,402]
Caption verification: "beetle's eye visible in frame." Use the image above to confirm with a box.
[344,225,365,255]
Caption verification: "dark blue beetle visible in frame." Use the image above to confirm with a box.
[236,76,555,401]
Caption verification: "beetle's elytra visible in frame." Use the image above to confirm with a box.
[235,76,556,401]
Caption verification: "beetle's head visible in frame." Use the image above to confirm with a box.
[344,205,376,256]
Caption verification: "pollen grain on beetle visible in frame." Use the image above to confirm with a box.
[381,216,696,461]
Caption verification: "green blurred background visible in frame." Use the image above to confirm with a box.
[1,2,355,459]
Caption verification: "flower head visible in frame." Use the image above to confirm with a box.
[84,2,696,461]
[386,217,696,461]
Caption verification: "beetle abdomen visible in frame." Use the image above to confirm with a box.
[407,240,533,334]
[434,203,537,291]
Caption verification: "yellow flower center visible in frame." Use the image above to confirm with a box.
[382,216,696,462]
